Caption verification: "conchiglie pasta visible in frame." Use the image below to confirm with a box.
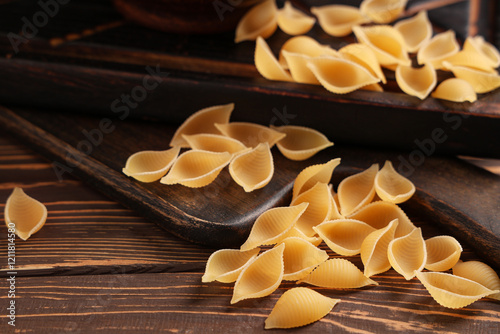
[337,163,379,216]
[442,42,497,73]
[361,219,398,277]
[374,160,416,203]
[277,1,315,36]
[202,248,260,283]
[182,134,247,154]
[360,0,408,24]
[215,122,286,148]
[453,261,500,301]
[471,35,500,67]
[229,142,274,192]
[292,158,341,201]
[255,36,294,82]
[280,237,329,281]
[284,227,323,247]
[431,78,477,103]
[311,5,369,37]
[339,43,386,84]
[387,228,426,280]
[395,63,436,99]
[271,124,333,160]
[235,0,278,43]
[443,61,500,94]
[394,10,432,53]
[122,147,180,183]
[417,30,459,69]
[279,36,337,68]
[281,51,321,84]
[425,235,462,271]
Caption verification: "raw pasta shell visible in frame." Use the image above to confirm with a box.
[360,0,407,24]
[307,56,381,94]
[240,202,309,251]
[394,10,432,53]
[361,218,398,277]
[431,78,477,103]
[229,142,274,192]
[339,43,386,84]
[395,63,437,99]
[181,134,247,154]
[300,258,378,288]
[425,235,462,271]
[4,187,48,241]
[443,61,500,94]
[387,227,427,280]
[284,227,323,247]
[279,36,338,68]
[417,30,459,69]
[279,237,329,281]
[313,219,376,256]
[337,163,379,216]
[255,36,294,82]
[265,287,339,329]
[453,261,500,301]
[170,103,234,148]
[442,41,497,73]
[292,158,341,201]
[328,186,343,220]
[281,51,320,84]
[277,1,316,36]
[415,271,500,309]
[271,124,333,160]
[231,243,285,304]
[202,248,260,283]
[361,83,384,92]
[160,150,231,188]
[215,122,286,148]
[122,147,180,183]
[374,160,416,203]
[234,0,278,43]
[311,5,370,37]
[471,35,500,68]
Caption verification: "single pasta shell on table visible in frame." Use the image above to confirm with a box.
[279,237,329,281]
[277,1,316,36]
[278,35,338,69]
[255,36,294,82]
[394,10,432,53]
[396,63,437,99]
[265,287,340,329]
[283,227,323,247]
[240,202,309,251]
[360,0,408,24]
[348,201,416,238]
[299,258,378,288]
[311,5,370,37]
[361,218,398,277]
[442,61,500,94]
[425,235,462,271]
[270,124,333,160]
[307,56,381,94]
[374,160,416,203]
[122,147,180,183]
[313,219,376,256]
[471,35,500,68]
[281,51,321,84]
[181,133,247,154]
[4,187,47,241]
[353,25,411,68]
[415,271,500,309]
[160,150,231,188]
[292,158,341,201]
[231,243,285,304]
[169,103,234,148]
[337,163,379,217]
[215,121,286,148]
[339,43,386,84]
[388,227,427,280]
[229,142,274,192]
[234,0,278,43]
[431,78,477,103]
[453,260,500,301]
[417,30,459,69]
[202,248,260,283]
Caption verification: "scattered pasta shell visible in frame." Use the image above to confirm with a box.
[4,187,48,241]
[280,237,329,281]
[255,36,294,82]
[229,142,274,192]
[265,287,340,329]
[431,78,477,103]
[353,25,411,68]
[442,43,497,73]
[313,219,376,256]
[395,63,437,99]
[415,271,500,309]
[235,0,278,43]
[361,218,398,277]
[284,227,323,247]
[122,147,180,183]
[337,163,379,216]
[328,187,343,220]
[202,248,260,283]
[300,258,378,288]
[181,134,247,154]
[387,228,427,280]
[279,36,338,68]
[443,61,500,94]
[307,56,381,94]
[271,124,333,160]
[277,1,316,36]
[160,150,231,188]
[339,43,386,84]
[311,5,370,37]
[240,203,309,251]
[292,158,341,201]
[281,51,321,84]
[374,160,416,203]
[453,261,500,301]
[471,35,500,68]
[215,121,286,148]
[170,103,234,148]
[417,30,459,69]
[425,235,462,271]
[291,182,332,237]
[231,243,285,304]
[361,83,384,92]
[393,10,432,53]
[360,0,407,24]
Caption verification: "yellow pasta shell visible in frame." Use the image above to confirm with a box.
[361,219,398,277]
[453,261,500,301]
[337,163,379,216]
[4,187,47,241]
[471,35,500,68]
[271,124,333,160]
[281,51,320,85]
[339,43,386,84]
[277,1,316,36]
[442,40,497,73]
[415,271,500,309]
[443,61,500,94]
[395,63,437,99]
[311,5,370,37]
[122,147,180,183]
[394,10,432,53]
[229,142,274,192]
[202,248,260,283]
[431,78,477,103]
[361,83,384,92]
[279,36,338,69]
[181,133,247,154]
[417,30,459,69]
[360,0,407,24]
[215,121,286,148]
[279,237,329,281]
[425,235,462,271]
[234,0,278,43]
[255,36,294,82]
[387,227,427,280]
[374,160,416,203]
[265,287,340,329]
[292,158,341,201]
[231,243,285,304]
[283,227,323,247]
[328,186,343,220]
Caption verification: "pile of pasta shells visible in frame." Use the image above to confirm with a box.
[236,0,500,102]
